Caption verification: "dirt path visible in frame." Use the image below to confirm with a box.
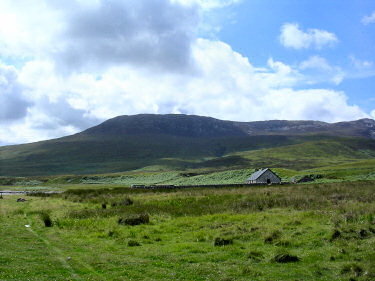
[23,213,103,280]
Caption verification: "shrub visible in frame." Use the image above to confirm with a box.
[27,192,52,197]
[122,197,133,206]
[118,214,149,226]
[108,230,117,237]
[264,230,281,244]
[330,229,341,241]
[128,240,140,247]
[111,198,133,208]
[40,212,52,227]
[358,229,368,238]
[247,251,263,262]
[341,263,363,277]
[214,237,233,246]
[272,251,300,263]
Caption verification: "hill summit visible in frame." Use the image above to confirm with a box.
[82,114,247,137]
[81,114,375,139]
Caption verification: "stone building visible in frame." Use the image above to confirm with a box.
[246,168,281,184]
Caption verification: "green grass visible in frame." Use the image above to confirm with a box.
[0,134,295,176]
[1,181,375,280]
[2,157,375,189]
[234,138,375,170]
[1,133,374,177]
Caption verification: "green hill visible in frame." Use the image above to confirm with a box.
[0,114,374,176]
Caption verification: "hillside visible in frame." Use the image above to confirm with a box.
[0,114,375,176]
[82,114,247,137]
[82,114,375,139]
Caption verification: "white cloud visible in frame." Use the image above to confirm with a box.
[299,56,345,85]
[371,110,375,119]
[2,39,368,144]
[0,1,369,145]
[362,11,375,25]
[346,56,375,80]
[173,0,241,10]
[259,58,302,88]
[349,55,373,69]
[0,1,62,58]
[280,23,338,50]
[264,88,365,122]
[0,0,200,73]
[300,56,332,71]
[55,0,201,73]
[0,63,32,122]
[0,0,241,72]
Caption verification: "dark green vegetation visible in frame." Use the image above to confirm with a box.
[0,114,374,176]
[1,157,375,190]
[1,181,375,280]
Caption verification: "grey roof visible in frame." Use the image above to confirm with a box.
[247,168,269,181]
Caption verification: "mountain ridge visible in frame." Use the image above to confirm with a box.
[80,114,375,139]
[0,114,375,176]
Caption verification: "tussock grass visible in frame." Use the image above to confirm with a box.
[272,251,300,263]
[50,181,375,220]
[2,180,375,280]
[40,212,52,227]
[118,214,149,226]
[213,237,233,246]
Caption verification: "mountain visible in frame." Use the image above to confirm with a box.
[82,114,247,137]
[81,114,375,139]
[0,114,375,176]
[235,118,375,139]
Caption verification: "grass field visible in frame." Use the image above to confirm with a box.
[1,181,375,280]
[1,132,375,177]
[2,157,375,190]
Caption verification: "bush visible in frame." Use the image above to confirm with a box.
[40,212,52,227]
[330,229,341,241]
[247,251,263,262]
[264,230,281,244]
[341,263,363,277]
[128,240,140,247]
[110,198,133,208]
[214,237,233,246]
[122,197,133,206]
[358,229,368,238]
[118,214,149,226]
[272,252,300,263]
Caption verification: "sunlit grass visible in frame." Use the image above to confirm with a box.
[1,181,375,280]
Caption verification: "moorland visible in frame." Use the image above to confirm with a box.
[1,114,375,280]
[1,181,375,280]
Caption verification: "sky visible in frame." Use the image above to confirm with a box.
[1,0,375,145]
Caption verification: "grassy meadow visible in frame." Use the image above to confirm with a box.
[1,157,375,190]
[1,181,375,280]
[1,133,375,177]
